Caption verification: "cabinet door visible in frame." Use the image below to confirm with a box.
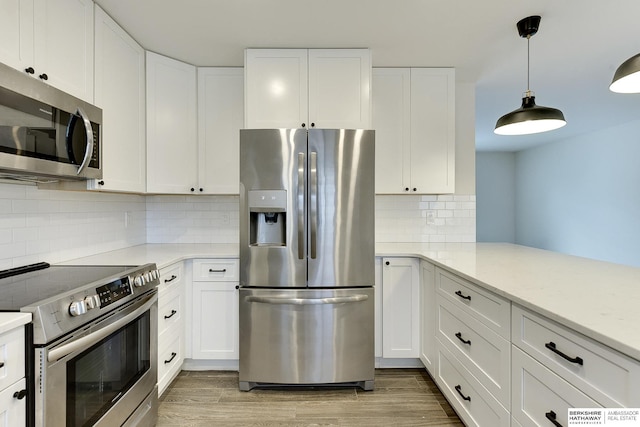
[382,257,420,358]
[0,378,26,426]
[34,0,94,101]
[420,260,437,374]
[146,51,197,194]
[308,49,371,129]
[192,281,239,359]
[244,49,308,129]
[198,67,243,194]
[409,68,455,194]
[0,0,34,71]
[372,68,411,194]
[93,6,146,193]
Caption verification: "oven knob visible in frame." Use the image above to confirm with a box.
[152,269,159,280]
[69,300,87,317]
[144,272,153,282]
[84,295,100,310]
[133,275,145,287]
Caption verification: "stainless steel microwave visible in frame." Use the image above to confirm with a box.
[0,62,101,182]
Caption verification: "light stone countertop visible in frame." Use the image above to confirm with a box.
[60,242,640,362]
[0,313,31,335]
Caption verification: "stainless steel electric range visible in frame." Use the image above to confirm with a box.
[0,262,160,427]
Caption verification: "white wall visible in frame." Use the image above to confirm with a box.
[475,152,516,243]
[515,119,640,267]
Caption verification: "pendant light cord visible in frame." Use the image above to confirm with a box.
[526,36,531,96]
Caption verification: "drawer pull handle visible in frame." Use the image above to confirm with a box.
[454,385,471,402]
[13,389,27,400]
[545,410,563,427]
[209,269,227,273]
[455,290,471,301]
[455,332,471,345]
[164,352,177,364]
[164,275,177,283]
[164,310,177,319]
[545,342,584,365]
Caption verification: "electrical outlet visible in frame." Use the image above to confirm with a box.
[426,211,435,225]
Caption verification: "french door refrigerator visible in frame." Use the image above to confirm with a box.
[239,128,375,391]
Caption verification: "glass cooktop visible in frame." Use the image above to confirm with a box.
[0,263,136,311]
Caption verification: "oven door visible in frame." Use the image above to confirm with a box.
[36,290,157,427]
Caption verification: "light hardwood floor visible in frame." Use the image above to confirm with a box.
[157,369,464,426]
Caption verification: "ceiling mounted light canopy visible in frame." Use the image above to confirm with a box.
[610,53,640,93]
[494,15,566,136]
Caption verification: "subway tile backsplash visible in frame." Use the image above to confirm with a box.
[0,183,146,270]
[0,185,475,268]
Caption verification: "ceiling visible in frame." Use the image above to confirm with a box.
[95,0,640,152]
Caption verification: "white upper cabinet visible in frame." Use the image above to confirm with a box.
[92,6,146,193]
[0,0,94,101]
[146,51,198,194]
[198,67,244,194]
[245,48,371,129]
[373,68,455,194]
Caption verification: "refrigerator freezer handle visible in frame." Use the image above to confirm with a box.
[298,152,305,260]
[244,294,369,305]
[310,152,318,259]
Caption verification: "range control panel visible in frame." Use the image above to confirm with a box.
[97,277,132,307]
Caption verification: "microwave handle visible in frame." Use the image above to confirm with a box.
[47,292,156,363]
[75,107,94,175]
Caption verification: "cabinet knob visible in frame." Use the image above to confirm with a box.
[39,73,48,81]
[404,187,409,192]
[190,188,195,192]
[385,261,390,266]
[412,188,417,192]
[199,188,203,192]
[98,180,105,186]
[301,123,306,128]
[24,67,35,74]
[13,389,27,400]
[310,122,315,128]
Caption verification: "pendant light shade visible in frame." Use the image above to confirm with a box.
[494,16,566,136]
[495,93,566,135]
[610,53,640,93]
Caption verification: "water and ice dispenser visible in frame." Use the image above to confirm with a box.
[248,190,287,246]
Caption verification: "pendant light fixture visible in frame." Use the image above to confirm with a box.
[494,15,566,136]
[610,53,640,93]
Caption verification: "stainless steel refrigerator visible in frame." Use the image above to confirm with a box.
[239,128,375,391]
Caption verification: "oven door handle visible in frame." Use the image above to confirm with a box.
[47,292,156,363]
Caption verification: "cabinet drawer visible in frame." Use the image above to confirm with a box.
[512,305,640,407]
[158,329,183,395]
[436,345,510,427]
[436,268,510,339]
[512,346,601,427]
[437,296,510,406]
[192,259,239,282]
[158,288,183,338]
[158,263,183,289]
[0,377,26,426]
[0,327,25,391]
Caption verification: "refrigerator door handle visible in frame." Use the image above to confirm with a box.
[310,151,318,259]
[297,152,305,259]
[244,294,369,305]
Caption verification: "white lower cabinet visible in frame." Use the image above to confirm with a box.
[437,345,510,427]
[512,304,640,408]
[512,346,600,427]
[419,260,437,375]
[190,259,239,360]
[157,262,185,396]
[0,323,28,426]
[381,257,420,359]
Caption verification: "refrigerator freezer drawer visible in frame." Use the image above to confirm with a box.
[239,287,374,390]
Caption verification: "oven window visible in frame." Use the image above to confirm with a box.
[66,311,150,427]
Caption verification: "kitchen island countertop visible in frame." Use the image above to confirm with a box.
[61,242,640,362]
